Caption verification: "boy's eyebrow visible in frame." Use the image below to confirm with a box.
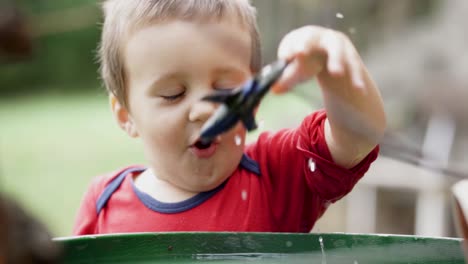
[212,66,249,78]
[147,71,185,90]
[145,66,249,91]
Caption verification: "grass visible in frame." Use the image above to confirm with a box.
[0,85,317,237]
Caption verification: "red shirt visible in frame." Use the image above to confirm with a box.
[73,111,378,235]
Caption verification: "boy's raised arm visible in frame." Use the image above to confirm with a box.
[272,26,386,169]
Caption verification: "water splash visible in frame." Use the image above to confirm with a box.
[234,135,242,146]
[319,236,326,264]
[258,119,265,130]
[241,190,248,201]
[308,158,316,172]
[336,13,344,19]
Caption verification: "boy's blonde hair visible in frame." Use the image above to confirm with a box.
[99,0,262,109]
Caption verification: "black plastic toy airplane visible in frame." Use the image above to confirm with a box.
[199,59,289,144]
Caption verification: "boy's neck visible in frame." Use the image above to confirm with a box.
[133,168,199,203]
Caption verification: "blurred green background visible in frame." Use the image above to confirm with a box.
[1,0,451,237]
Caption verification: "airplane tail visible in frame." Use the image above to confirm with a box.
[241,113,257,131]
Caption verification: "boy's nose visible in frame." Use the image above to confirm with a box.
[188,100,217,123]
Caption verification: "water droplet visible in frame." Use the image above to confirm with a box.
[234,135,242,146]
[308,158,316,172]
[348,27,356,34]
[336,13,344,19]
[319,236,326,264]
[241,190,248,201]
[286,241,293,247]
[258,119,265,130]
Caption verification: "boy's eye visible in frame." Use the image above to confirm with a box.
[214,87,234,91]
[160,91,185,101]
[213,80,244,91]
[214,85,238,91]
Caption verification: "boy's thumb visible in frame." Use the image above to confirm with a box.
[271,62,301,94]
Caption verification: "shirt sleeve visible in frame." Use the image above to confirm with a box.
[295,110,379,202]
[247,110,379,230]
[72,177,101,235]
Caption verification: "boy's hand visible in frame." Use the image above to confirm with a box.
[272,25,364,93]
[272,26,386,169]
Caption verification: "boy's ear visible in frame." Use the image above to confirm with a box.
[109,95,139,138]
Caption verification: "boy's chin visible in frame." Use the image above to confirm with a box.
[187,172,232,192]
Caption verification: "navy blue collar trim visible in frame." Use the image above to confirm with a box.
[240,153,261,175]
[96,167,145,214]
[95,153,260,214]
[132,180,226,214]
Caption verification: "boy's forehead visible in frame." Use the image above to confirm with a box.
[126,13,252,55]
[125,18,251,67]
[132,9,249,34]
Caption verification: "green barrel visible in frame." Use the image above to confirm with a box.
[55,232,464,264]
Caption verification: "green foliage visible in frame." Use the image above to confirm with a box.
[18,0,98,13]
[0,92,145,236]
[1,1,101,96]
[1,27,101,95]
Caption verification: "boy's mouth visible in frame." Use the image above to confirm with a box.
[189,136,221,158]
[194,139,212,150]
[191,135,221,149]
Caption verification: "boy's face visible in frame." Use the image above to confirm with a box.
[119,17,252,192]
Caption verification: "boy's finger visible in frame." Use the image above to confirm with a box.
[278,26,322,60]
[271,61,301,94]
[277,31,300,61]
[273,53,324,94]
[271,67,294,94]
[270,83,286,94]
[320,31,345,76]
[345,43,365,90]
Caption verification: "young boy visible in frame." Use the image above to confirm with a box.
[73,0,386,235]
